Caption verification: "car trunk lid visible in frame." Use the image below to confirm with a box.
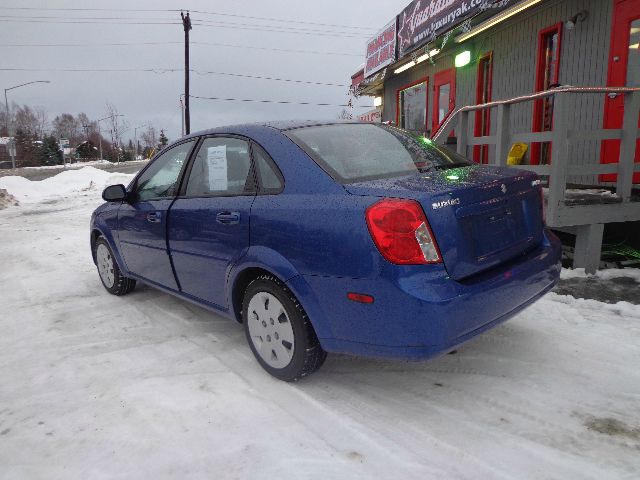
[345,165,544,280]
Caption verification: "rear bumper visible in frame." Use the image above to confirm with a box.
[298,229,561,360]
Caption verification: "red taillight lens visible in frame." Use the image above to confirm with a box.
[365,198,442,265]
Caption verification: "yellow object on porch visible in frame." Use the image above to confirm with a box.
[507,143,528,165]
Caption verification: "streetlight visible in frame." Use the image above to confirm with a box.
[96,114,124,162]
[133,123,149,160]
[4,80,50,168]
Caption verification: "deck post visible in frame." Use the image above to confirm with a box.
[546,94,569,226]
[573,223,604,274]
[616,91,640,202]
[457,110,469,157]
[494,104,511,166]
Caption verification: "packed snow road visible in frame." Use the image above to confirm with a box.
[0,168,639,479]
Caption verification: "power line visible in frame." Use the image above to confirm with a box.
[192,70,347,87]
[0,14,369,35]
[192,41,361,57]
[0,6,375,31]
[0,40,363,57]
[0,16,371,38]
[190,95,372,108]
[0,67,348,86]
[0,41,183,48]
[0,18,368,38]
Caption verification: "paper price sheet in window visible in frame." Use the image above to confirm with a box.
[207,145,228,191]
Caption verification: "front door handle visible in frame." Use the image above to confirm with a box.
[146,212,161,223]
[216,212,241,225]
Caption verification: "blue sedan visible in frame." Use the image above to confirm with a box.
[91,121,561,381]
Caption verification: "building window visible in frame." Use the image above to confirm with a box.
[474,52,493,164]
[532,23,563,165]
[397,78,428,134]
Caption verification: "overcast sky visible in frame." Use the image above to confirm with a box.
[0,0,402,143]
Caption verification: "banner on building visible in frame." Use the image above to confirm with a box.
[365,19,397,78]
[397,0,493,58]
[358,109,382,123]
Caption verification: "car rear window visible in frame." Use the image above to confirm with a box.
[286,123,471,184]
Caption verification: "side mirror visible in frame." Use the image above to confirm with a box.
[102,184,128,202]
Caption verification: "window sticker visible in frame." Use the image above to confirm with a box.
[207,145,228,191]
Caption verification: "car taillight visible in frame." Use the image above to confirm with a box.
[365,198,442,265]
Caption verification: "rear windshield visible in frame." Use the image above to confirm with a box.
[286,123,471,184]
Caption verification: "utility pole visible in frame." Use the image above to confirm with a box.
[181,11,192,135]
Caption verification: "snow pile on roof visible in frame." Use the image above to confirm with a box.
[0,188,18,210]
[0,166,134,204]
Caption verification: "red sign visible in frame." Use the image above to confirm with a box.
[359,109,382,123]
[365,19,397,78]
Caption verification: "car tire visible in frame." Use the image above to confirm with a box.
[94,237,136,296]
[243,274,327,381]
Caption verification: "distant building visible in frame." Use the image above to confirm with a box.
[0,137,15,169]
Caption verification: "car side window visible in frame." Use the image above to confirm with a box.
[185,137,255,197]
[252,144,284,193]
[135,140,195,201]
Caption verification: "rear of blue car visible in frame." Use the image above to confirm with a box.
[281,124,561,359]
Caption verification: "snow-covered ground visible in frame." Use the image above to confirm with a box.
[0,168,639,480]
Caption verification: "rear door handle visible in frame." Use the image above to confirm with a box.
[146,212,161,223]
[216,212,241,225]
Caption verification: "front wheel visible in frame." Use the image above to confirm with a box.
[94,237,136,296]
[243,275,326,381]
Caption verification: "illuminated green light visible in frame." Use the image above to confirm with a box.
[446,175,460,180]
[421,136,433,144]
[455,50,471,68]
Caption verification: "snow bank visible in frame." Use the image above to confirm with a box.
[561,267,640,282]
[0,166,135,204]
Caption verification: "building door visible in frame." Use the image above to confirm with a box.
[432,68,456,135]
[531,23,562,165]
[474,52,493,164]
[601,0,640,183]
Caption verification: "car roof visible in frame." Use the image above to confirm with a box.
[186,119,361,137]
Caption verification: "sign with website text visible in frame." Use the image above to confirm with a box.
[365,19,397,78]
[397,0,495,58]
[359,109,382,123]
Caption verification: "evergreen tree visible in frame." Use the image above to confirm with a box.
[14,129,38,167]
[158,130,168,149]
[39,136,63,166]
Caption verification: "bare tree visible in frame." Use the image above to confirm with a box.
[14,105,39,135]
[77,112,98,141]
[52,113,81,144]
[104,103,128,162]
[141,125,157,149]
[34,107,48,138]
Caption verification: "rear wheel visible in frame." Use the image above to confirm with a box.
[94,237,136,296]
[243,275,326,381]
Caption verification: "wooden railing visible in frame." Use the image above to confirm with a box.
[432,87,640,229]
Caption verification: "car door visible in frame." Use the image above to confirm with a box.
[168,136,257,308]
[117,139,196,290]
